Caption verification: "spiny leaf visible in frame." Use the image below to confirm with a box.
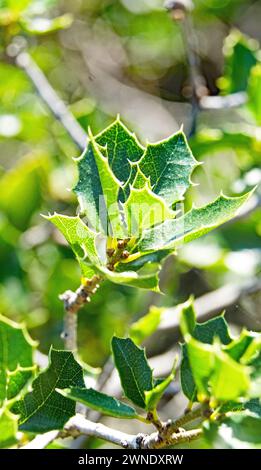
[96,262,161,291]
[95,117,144,187]
[73,135,124,236]
[186,337,250,402]
[116,249,172,273]
[139,131,198,206]
[203,413,261,449]
[123,182,175,236]
[139,191,253,252]
[132,165,151,189]
[179,298,232,402]
[58,387,138,419]
[111,337,153,409]
[224,330,259,362]
[0,314,36,407]
[45,214,100,278]
[13,349,84,433]
[145,359,177,411]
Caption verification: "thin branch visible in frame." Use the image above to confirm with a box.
[200,92,247,110]
[8,48,87,151]
[166,1,205,137]
[168,405,203,431]
[64,414,139,448]
[60,275,102,350]
[21,430,60,449]
[63,413,203,449]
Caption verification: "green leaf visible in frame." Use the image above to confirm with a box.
[247,349,261,398]
[0,314,36,407]
[218,29,258,94]
[139,191,252,252]
[179,299,232,401]
[13,348,84,433]
[180,344,197,402]
[248,63,261,125]
[111,337,153,409]
[145,359,177,411]
[244,399,261,418]
[45,214,100,278]
[58,387,138,419]
[130,306,164,345]
[139,131,198,206]
[0,409,18,449]
[203,413,261,449]
[179,297,196,336]
[224,329,259,362]
[97,264,161,291]
[186,337,250,402]
[73,134,123,236]
[123,182,175,236]
[95,117,144,188]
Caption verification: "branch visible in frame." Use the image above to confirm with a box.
[8,48,87,151]
[60,275,102,350]
[200,92,247,110]
[21,430,60,449]
[63,413,203,449]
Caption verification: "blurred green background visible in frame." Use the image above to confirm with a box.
[0,0,260,367]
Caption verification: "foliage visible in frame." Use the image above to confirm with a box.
[0,0,260,451]
[47,118,252,293]
[0,300,260,447]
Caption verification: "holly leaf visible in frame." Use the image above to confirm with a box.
[145,359,177,411]
[179,299,232,401]
[13,348,84,433]
[138,191,253,252]
[111,337,153,409]
[46,120,253,294]
[139,131,198,206]
[203,413,261,449]
[73,134,124,236]
[95,117,144,188]
[45,214,100,278]
[0,314,36,408]
[59,387,138,419]
[186,337,250,402]
[123,182,176,236]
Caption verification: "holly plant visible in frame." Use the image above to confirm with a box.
[46,117,253,295]
[0,118,260,450]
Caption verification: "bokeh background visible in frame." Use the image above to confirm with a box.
[0,0,260,387]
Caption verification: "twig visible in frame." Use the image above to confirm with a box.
[63,413,203,449]
[200,92,247,110]
[8,48,87,151]
[166,1,205,137]
[168,405,202,431]
[60,275,102,350]
[21,430,60,449]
